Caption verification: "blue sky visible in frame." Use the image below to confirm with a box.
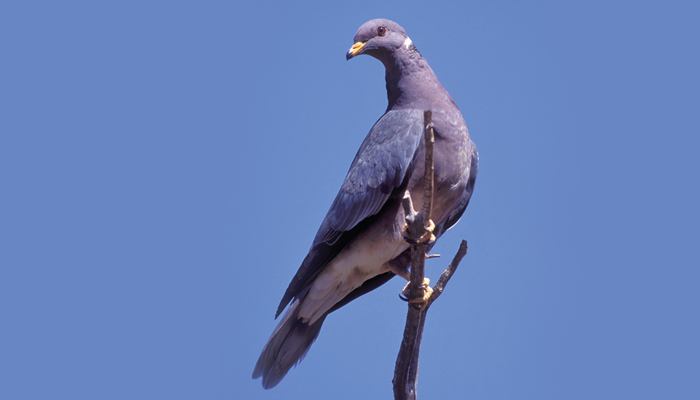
[1,0,699,399]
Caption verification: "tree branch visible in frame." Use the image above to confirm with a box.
[392,110,469,400]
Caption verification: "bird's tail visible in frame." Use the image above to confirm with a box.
[252,301,326,389]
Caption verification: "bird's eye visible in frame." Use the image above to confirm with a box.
[377,26,387,37]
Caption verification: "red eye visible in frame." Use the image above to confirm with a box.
[377,26,387,36]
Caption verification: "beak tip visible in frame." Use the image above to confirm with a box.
[346,41,365,61]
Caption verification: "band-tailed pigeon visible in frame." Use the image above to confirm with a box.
[253,18,478,388]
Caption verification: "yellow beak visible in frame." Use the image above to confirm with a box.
[346,41,366,59]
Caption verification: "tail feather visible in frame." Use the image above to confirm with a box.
[252,301,326,389]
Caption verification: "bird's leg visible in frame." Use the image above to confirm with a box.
[401,191,437,245]
[402,216,436,245]
[398,277,433,303]
[390,261,434,303]
[387,261,411,281]
[398,190,437,303]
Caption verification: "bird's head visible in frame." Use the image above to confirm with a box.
[346,19,416,61]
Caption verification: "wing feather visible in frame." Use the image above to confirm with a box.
[276,110,424,316]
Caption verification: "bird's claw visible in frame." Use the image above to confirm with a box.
[402,218,436,245]
[422,219,437,244]
[399,277,433,304]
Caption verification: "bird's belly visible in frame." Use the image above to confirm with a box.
[297,221,408,324]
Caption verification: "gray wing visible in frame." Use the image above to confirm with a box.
[276,109,425,317]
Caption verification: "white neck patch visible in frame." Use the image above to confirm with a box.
[403,36,413,49]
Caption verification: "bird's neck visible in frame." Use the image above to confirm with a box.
[383,52,443,109]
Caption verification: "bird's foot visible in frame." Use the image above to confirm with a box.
[422,219,437,244]
[402,218,436,245]
[399,277,433,303]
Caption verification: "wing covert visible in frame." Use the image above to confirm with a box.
[313,109,424,245]
[276,109,424,316]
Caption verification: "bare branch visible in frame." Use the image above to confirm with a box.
[392,111,469,400]
[421,110,435,219]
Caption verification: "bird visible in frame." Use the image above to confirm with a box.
[252,18,478,389]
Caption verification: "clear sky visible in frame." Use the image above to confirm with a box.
[1,0,699,399]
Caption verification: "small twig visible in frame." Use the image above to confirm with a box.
[425,240,468,310]
[392,111,469,400]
